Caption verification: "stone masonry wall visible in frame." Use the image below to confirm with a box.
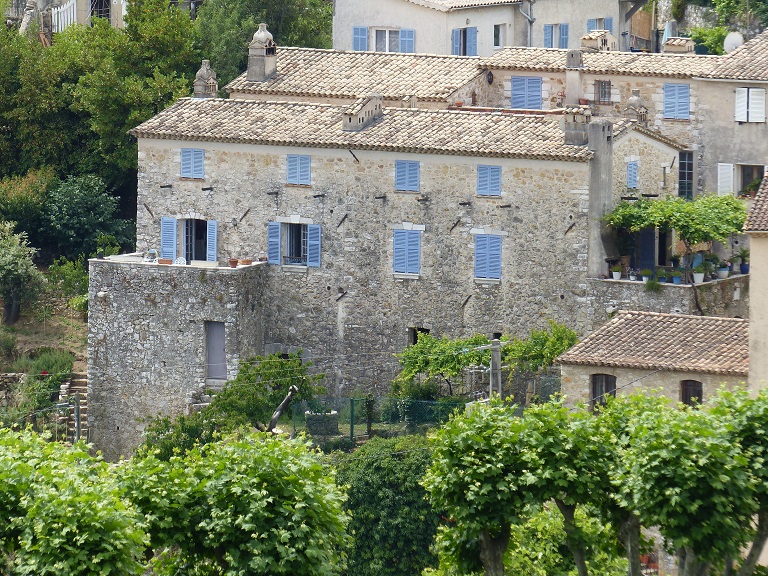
[612,130,680,202]
[0,374,24,409]
[88,258,265,459]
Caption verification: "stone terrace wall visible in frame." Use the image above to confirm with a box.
[0,374,24,408]
[88,258,266,460]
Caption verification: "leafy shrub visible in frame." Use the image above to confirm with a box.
[335,435,438,576]
[10,347,74,378]
[0,168,58,248]
[0,330,17,359]
[47,255,88,298]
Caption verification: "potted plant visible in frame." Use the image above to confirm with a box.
[738,248,750,274]
[610,264,622,280]
[693,263,707,284]
[639,268,653,283]
[655,267,667,282]
[670,269,683,285]
[629,269,637,281]
[228,257,239,268]
[716,260,730,279]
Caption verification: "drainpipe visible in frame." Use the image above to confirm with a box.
[518,0,535,47]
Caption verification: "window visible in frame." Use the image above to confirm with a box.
[511,76,543,109]
[474,234,502,279]
[718,163,765,196]
[735,88,766,122]
[543,24,568,48]
[627,160,639,189]
[595,80,611,104]
[287,154,311,185]
[477,165,502,196]
[663,83,691,120]
[679,151,694,199]
[591,374,616,409]
[681,380,703,406]
[393,229,421,275]
[160,217,218,262]
[375,29,400,52]
[395,160,420,191]
[353,26,368,51]
[587,17,613,33]
[451,27,478,56]
[267,222,321,267]
[205,321,226,380]
[408,327,430,346]
[181,148,204,179]
[493,24,504,48]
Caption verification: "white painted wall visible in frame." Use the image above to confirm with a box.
[532,0,626,50]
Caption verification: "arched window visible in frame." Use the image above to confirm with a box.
[681,380,703,407]
[591,374,616,410]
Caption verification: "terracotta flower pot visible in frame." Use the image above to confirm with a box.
[228,258,238,268]
[239,258,253,265]
[157,258,172,265]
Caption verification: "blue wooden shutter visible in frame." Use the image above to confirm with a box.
[488,166,501,195]
[559,23,569,48]
[636,227,655,271]
[526,77,542,109]
[543,24,553,48]
[511,76,527,108]
[475,235,488,278]
[487,235,502,279]
[353,27,368,51]
[395,160,407,190]
[267,222,281,264]
[299,155,311,185]
[676,84,690,120]
[160,217,177,259]
[663,83,677,118]
[181,149,193,177]
[477,165,490,195]
[605,17,613,34]
[400,29,415,53]
[206,220,218,262]
[393,230,407,273]
[627,161,639,189]
[587,18,596,32]
[192,149,204,179]
[306,224,321,267]
[407,161,419,191]
[287,155,299,183]
[451,29,461,55]
[406,230,421,274]
[466,27,477,56]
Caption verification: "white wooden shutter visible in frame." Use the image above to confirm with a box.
[750,88,766,123]
[718,163,734,196]
[735,88,748,122]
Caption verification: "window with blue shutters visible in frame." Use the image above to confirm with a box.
[267,222,321,267]
[353,26,368,51]
[511,76,542,109]
[477,165,502,196]
[663,83,690,120]
[181,148,204,179]
[395,160,420,191]
[393,229,421,275]
[474,234,502,280]
[627,160,639,189]
[543,24,553,48]
[559,23,569,48]
[466,27,477,56]
[451,27,476,55]
[399,29,415,53]
[287,154,311,185]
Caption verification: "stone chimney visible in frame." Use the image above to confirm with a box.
[193,59,218,98]
[586,118,617,276]
[247,23,277,83]
[343,95,384,131]
[562,106,592,146]
[565,50,584,105]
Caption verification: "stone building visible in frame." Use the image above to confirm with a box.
[332,0,650,56]
[746,178,768,392]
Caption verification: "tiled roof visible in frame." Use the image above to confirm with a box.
[744,177,768,233]
[405,0,519,11]
[705,30,768,80]
[581,30,612,40]
[612,118,685,150]
[664,37,694,47]
[482,47,721,78]
[225,48,482,102]
[130,98,594,161]
[558,310,749,376]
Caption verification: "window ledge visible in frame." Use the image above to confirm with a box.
[285,183,312,188]
[394,190,420,194]
[475,278,501,285]
[393,273,420,280]
[476,194,502,199]
[179,177,205,181]
[663,118,691,122]
[281,265,309,273]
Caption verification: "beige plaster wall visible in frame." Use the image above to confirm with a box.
[749,234,768,393]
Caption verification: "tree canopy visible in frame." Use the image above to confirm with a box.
[0,221,44,324]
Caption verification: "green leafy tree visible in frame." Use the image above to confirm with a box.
[0,221,44,324]
[0,168,57,249]
[122,432,349,575]
[0,429,146,575]
[43,174,133,259]
[140,351,323,459]
[192,0,332,87]
[688,26,729,54]
[505,320,578,373]
[335,435,438,576]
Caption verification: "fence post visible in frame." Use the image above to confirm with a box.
[349,398,355,447]
[74,394,81,442]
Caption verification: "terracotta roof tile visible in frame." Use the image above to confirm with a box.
[744,177,768,233]
[706,30,768,80]
[405,0,519,10]
[558,310,749,376]
[612,118,686,150]
[483,47,721,78]
[225,48,482,102]
[130,98,594,161]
